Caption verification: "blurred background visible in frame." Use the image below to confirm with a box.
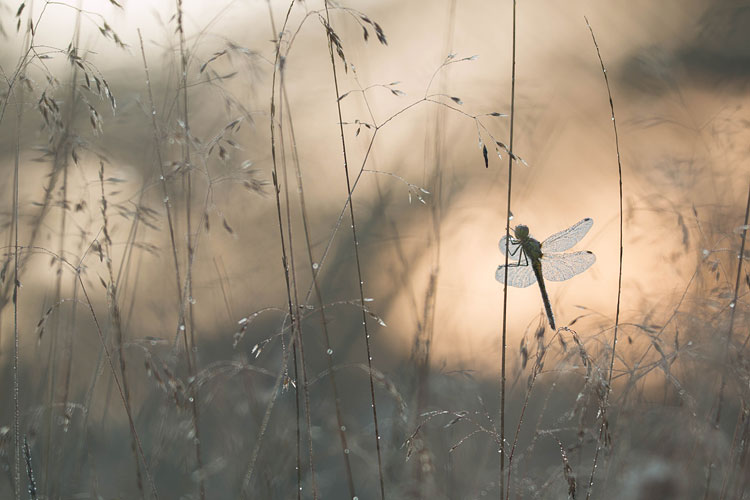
[0,0,749,498]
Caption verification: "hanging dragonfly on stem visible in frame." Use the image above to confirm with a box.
[496,218,596,330]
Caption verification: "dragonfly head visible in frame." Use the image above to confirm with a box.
[514,225,529,239]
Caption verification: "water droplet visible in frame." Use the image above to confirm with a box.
[179,324,186,331]
[312,262,319,270]
[340,425,346,432]
[344,448,350,454]
[730,302,736,308]
[327,348,333,355]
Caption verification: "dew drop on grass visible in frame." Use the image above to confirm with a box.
[340,425,346,431]
[344,448,350,454]
[327,348,333,355]
[312,262,319,270]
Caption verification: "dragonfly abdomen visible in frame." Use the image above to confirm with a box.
[531,261,556,330]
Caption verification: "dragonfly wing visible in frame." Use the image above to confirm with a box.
[496,263,537,288]
[499,235,523,261]
[541,218,594,253]
[540,251,596,282]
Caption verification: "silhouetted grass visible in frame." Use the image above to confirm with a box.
[0,1,748,499]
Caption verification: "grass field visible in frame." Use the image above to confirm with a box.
[1,1,749,498]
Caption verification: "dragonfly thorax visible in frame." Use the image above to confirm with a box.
[512,225,543,259]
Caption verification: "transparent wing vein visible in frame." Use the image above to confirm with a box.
[496,262,537,288]
[541,218,593,253]
[540,251,596,282]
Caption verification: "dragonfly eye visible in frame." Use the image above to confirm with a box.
[514,225,529,239]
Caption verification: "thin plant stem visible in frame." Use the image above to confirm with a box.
[266,0,357,489]
[499,1,517,498]
[584,17,624,500]
[45,4,82,495]
[260,1,319,496]
[506,332,547,499]
[12,52,23,500]
[322,3,385,498]
[715,178,750,499]
[9,5,36,496]
[137,30,183,310]
[240,3,300,493]
[277,49,319,498]
[174,3,206,498]
[75,265,160,499]
[99,167,145,499]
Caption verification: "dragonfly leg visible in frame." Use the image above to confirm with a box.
[506,248,529,268]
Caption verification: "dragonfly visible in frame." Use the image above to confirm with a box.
[496,217,596,330]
